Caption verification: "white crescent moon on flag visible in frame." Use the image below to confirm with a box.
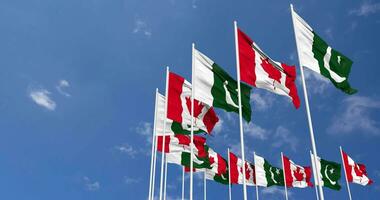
[324,165,336,185]
[223,81,239,108]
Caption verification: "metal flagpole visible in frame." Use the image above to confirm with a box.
[190,43,195,200]
[310,151,320,200]
[151,126,159,200]
[290,4,325,200]
[204,172,207,200]
[340,146,353,200]
[164,158,168,200]
[233,20,248,200]
[159,67,170,200]
[281,152,288,200]
[182,166,185,200]
[148,89,159,200]
[253,152,259,200]
[228,148,232,200]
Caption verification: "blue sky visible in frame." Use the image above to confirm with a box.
[0,0,380,199]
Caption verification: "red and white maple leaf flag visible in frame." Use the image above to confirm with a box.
[157,134,207,158]
[282,154,313,188]
[167,72,219,134]
[237,28,300,108]
[342,150,373,186]
[229,152,256,186]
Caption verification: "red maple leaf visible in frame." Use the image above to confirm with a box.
[294,166,305,181]
[186,97,205,118]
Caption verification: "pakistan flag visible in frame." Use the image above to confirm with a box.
[311,154,342,190]
[193,48,252,122]
[292,9,357,94]
[254,154,284,187]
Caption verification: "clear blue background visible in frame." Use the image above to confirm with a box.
[0,0,379,199]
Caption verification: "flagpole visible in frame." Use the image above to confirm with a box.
[290,4,325,200]
[340,146,353,200]
[148,89,159,200]
[281,152,288,200]
[190,42,195,200]
[182,166,185,200]
[151,123,159,200]
[253,152,259,200]
[164,158,168,200]
[228,148,232,200]
[159,67,170,200]
[309,151,320,200]
[233,20,248,200]
[204,171,207,200]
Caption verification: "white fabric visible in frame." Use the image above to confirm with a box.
[254,154,268,187]
[288,159,309,188]
[193,49,215,107]
[346,154,372,186]
[155,93,174,136]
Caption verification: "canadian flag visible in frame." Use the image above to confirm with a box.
[341,150,373,186]
[157,134,207,158]
[229,152,256,186]
[282,155,313,188]
[167,72,219,134]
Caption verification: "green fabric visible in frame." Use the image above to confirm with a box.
[171,121,205,135]
[320,158,341,190]
[312,32,357,94]
[263,159,284,186]
[211,63,252,122]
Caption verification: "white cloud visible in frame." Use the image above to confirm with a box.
[191,0,197,8]
[328,96,380,135]
[136,122,153,143]
[56,79,71,97]
[213,118,223,135]
[114,143,138,158]
[250,93,275,111]
[324,28,333,40]
[272,126,298,152]
[261,187,292,197]
[83,176,100,191]
[29,88,56,111]
[244,122,269,140]
[350,1,380,16]
[124,177,141,184]
[303,68,330,95]
[133,19,152,37]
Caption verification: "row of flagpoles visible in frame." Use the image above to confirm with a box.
[147,4,372,200]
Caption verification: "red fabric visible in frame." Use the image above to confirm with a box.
[282,155,293,187]
[229,152,239,184]
[193,136,207,158]
[167,72,184,123]
[342,150,353,182]
[156,135,171,153]
[203,107,219,133]
[217,154,227,175]
[304,166,313,187]
[282,63,301,108]
[261,58,281,82]
[238,28,256,86]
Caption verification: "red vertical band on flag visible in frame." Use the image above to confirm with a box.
[282,155,293,187]
[304,166,313,187]
[238,28,256,86]
[157,135,171,153]
[167,72,184,123]
[217,154,227,175]
[203,107,219,133]
[229,152,239,184]
[282,64,301,108]
[342,150,353,182]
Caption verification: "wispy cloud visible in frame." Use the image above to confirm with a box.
[272,126,298,152]
[133,19,152,37]
[244,122,269,140]
[324,28,333,40]
[213,118,224,135]
[83,176,100,191]
[328,96,380,135]
[303,69,330,95]
[114,143,138,158]
[29,88,56,111]
[56,79,71,97]
[250,93,275,111]
[261,187,292,197]
[350,1,380,16]
[191,0,198,9]
[124,176,141,184]
[136,122,153,143]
